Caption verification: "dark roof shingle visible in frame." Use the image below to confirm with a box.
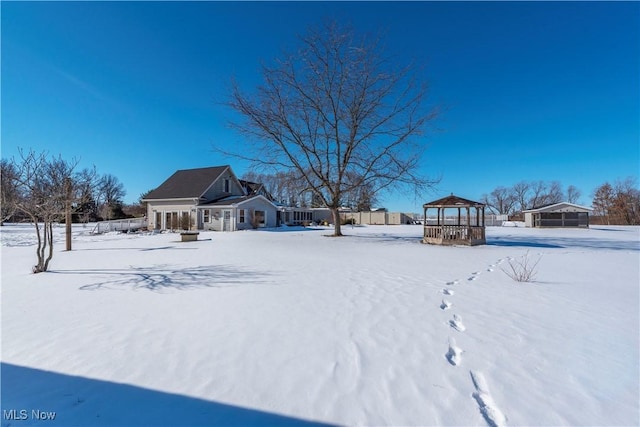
[144,166,229,200]
[423,194,485,208]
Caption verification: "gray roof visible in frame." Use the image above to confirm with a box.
[144,166,229,200]
[523,202,593,213]
[423,194,485,208]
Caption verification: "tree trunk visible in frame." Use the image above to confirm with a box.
[331,207,342,237]
[43,221,54,272]
[33,221,44,273]
[32,221,55,273]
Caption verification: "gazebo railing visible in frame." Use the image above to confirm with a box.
[424,225,485,241]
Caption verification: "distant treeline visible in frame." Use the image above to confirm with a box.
[482,178,639,225]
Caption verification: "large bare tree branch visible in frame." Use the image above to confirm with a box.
[219,21,439,235]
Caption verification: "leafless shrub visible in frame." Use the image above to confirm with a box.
[501,251,541,282]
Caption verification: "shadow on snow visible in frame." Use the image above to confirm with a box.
[345,233,423,244]
[487,235,639,251]
[47,265,273,292]
[68,246,197,252]
[1,363,335,427]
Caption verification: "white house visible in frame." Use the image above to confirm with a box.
[523,202,592,228]
[143,165,278,232]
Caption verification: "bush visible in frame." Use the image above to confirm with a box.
[501,251,541,282]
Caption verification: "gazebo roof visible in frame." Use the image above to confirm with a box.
[423,194,485,208]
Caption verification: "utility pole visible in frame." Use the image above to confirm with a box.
[65,177,72,251]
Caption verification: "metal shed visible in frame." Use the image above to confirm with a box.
[523,202,592,228]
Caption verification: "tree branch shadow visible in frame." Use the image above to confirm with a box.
[49,265,274,292]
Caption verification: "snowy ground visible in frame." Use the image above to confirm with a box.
[1,223,639,426]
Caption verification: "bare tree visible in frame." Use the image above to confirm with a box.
[612,177,640,225]
[592,179,640,225]
[511,181,531,213]
[566,185,581,204]
[241,170,307,206]
[342,172,379,211]
[481,186,516,215]
[545,181,564,205]
[1,159,19,225]
[9,151,72,272]
[98,173,126,220]
[7,150,99,272]
[528,180,549,208]
[75,168,101,223]
[592,182,614,224]
[224,21,438,236]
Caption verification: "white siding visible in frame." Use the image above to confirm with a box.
[201,169,244,201]
[236,198,277,230]
[147,200,198,230]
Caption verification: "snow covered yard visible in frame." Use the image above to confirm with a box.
[1,223,639,427]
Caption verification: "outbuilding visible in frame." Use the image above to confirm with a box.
[422,194,486,246]
[523,202,592,228]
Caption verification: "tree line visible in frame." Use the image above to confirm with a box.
[592,178,640,225]
[480,180,580,215]
[481,178,640,225]
[1,150,143,226]
[0,149,140,272]
[242,170,379,212]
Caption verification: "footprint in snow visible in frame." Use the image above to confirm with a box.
[449,314,466,332]
[440,299,452,310]
[442,288,454,296]
[446,280,459,286]
[470,370,507,427]
[446,338,463,366]
[468,273,480,281]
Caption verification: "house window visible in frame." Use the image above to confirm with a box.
[239,209,245,223]
[166,212,178,231]
[181,212,191,230]
[255,210,266,227]
[203,209,210,223]
[154,211,161,230]
[224,178,230,193]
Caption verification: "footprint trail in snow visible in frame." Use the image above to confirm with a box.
[449,314,466,332]
[446,337,462,366]
[438,262,508,425]
[470,370,507,427]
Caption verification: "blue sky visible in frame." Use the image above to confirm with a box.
[2,1,638,213]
